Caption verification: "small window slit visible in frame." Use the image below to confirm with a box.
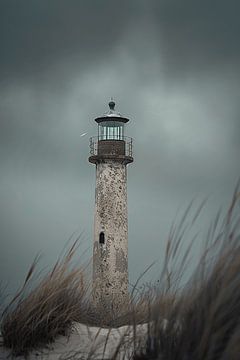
[99,232,105,244]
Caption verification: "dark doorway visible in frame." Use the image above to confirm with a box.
[99,232,105,244]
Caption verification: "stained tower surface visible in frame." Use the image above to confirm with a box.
[89,100,133,314]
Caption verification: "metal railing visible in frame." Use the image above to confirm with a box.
[89,136,133,157]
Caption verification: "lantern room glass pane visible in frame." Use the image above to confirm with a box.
[98,121,124,140]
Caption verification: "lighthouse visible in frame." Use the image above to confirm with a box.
[89,100,133,313]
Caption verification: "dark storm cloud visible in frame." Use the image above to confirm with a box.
[1,0,240,81]
[152,0,240,75]
[0,0,135,81]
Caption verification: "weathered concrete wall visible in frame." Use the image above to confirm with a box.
[92,160,129,313]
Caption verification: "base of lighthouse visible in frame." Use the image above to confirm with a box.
[92,160,130,314]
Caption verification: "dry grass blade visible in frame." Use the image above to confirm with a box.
[1,254,41,318]
[0,239,91,357]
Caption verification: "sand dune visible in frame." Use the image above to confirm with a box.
[0,322,149,360]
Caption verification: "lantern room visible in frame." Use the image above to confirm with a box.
[89,99,133,164]
[95,99,129,140]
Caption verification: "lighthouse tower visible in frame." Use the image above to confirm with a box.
[89,100,133,313]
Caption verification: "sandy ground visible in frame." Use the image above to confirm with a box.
[0,322,149,360]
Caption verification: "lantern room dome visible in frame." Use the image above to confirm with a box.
[95,99,129,123]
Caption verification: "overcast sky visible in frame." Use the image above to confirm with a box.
[0,0,240,294]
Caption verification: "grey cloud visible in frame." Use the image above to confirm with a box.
[152,0,240,75]
[2,0,239,84]
[0,0,134,82]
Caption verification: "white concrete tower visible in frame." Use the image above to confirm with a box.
[89,100,133,314]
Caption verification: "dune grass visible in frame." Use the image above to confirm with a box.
[133,183,240,359]
[1,182,240,359]
[0,239,94,356]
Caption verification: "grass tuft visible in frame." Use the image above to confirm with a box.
[133,181,240,359]
[1,240,92,356]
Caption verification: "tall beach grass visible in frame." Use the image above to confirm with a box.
[0,239,94,356]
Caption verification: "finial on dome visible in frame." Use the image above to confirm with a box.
[94,98,129,122]
[108,98,115,110]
